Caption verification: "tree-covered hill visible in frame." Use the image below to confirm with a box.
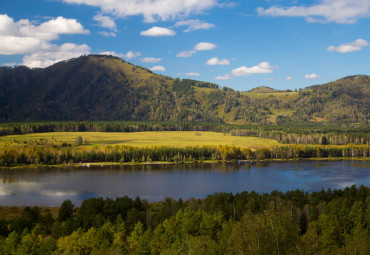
[0,55,368,124]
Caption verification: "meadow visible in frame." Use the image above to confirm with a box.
[0,131,278,148]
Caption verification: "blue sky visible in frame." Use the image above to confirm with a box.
[0,0,369,91]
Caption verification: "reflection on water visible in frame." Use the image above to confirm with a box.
[0,161,368,206]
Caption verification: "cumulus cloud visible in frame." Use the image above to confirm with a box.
[176,50,196,57]
[0,35,44,55]
[285,75,293,80]
[0,14,90,67]
[62,0,218,23]
[140,26,176,36]
[0,14,89,55]
[141,57,161,63]
[327,39,369,53]
[194,42,217,51]
[304,74,321,79]
[214,74,232,80]
[99,50,141,59]
[176,42,217,58]
[98,31,116,37]
[231,62,274,77]
[206,57,230,65]
[256,0,370,24]
[125,51,141,59]
[150,65,166,71]
[174,19,215,32]
[185,72,200,76]
[93,14,117,31]
[22,43,90,68]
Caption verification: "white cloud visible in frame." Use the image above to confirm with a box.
[99,51,126,58]
[327,39,369,53]
[150,65,166,71]
[176,42,217,58]
[98,31,116,37]
[22,43,91,68]
[174,19,215,32]
[194,42,217,51]
[140,26,176,36]
[0,14,89,55]
[206,57,230,65]
[214,74,232,80]
[141,57,161,63]
[232,62,274,77]
[0,35,44,55]
[0,14,90,68]
[93,14,117,31]
[286,75,293,80]
[0,15,90,55]
[185,72,200,76]
[99,50,141,59]
[257,0,370,24]
[176,50,196,57]
[125,51,141,59]
[62,0,218,23]
[304,74,321,79]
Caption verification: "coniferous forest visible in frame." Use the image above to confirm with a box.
[0,186,368,254]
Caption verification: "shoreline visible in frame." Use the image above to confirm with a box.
[1,157,369,170]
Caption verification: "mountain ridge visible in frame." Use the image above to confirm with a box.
[0,55,369,124]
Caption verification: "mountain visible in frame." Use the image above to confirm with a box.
[0,55,369,124]
[249,86,275,93]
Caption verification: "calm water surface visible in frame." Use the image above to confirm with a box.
[0,161,369,206]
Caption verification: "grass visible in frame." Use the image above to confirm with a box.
[242,91,299,100]
[0,131,279,148]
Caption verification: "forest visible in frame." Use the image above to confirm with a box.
[0,55,369,124]
[0,143,369,167]
[0,186,368,254]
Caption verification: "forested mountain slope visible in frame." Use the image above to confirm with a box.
[0,55,368,124]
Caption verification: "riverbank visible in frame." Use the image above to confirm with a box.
[1,157,369,170]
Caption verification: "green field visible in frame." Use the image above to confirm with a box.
[0,131,278,148]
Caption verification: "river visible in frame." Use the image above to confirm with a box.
[0,160,369,206]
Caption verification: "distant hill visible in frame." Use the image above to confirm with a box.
[0,55,368,124]
[249,86,275,93]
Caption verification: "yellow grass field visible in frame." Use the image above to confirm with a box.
[0,131,278,148]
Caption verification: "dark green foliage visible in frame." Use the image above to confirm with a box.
[57,200,74,222]
[0,186,368,254]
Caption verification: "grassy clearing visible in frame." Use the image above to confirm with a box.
[0,131,278,148]
[242,91,299,100]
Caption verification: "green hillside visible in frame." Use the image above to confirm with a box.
[249,86,275,93]
[0,55,368,124]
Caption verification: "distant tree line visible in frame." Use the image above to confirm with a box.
[1,121,368,145]
[0,144,368,167]
[0,121,230,137]
[0,185,368,254]
[231,129,370,145]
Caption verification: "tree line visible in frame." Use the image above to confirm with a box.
[0,185,368,254]
[1,144,368,167]
[231,129,370,145]
[1,121,368,145]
